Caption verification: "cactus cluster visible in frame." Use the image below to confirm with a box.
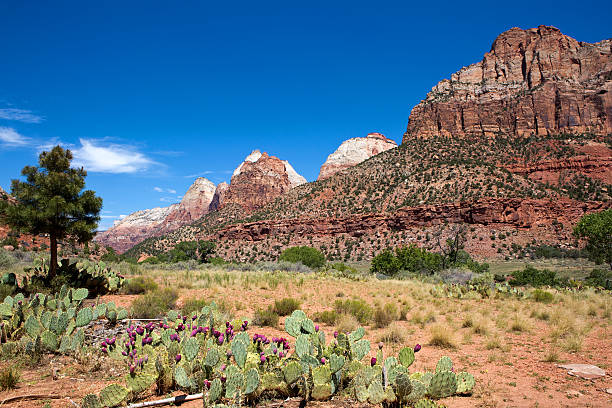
[0,284,128,357]
[431,282,524,299]
[81,305,474,407]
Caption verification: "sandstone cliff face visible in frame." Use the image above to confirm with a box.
[95,177,216,253]
[164,178,216,228]
[318,133,398,180]
[404,26,612,140]
[208,182,229,212]
[95,205,178,253]
[221,151,306,212]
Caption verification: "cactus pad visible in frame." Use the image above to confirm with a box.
[427,370,457,398]
[25,315,41,338]
[329,354,345,373]
[295,334,311,358]
[349,326,365,342]
[367,380,385,404]
[181,337,199,361]
[99,384,129,407]
[81,394,102,408]
[456,371,475,394]
[435,356,452,373]
[231,339,247,368]
[398,346,415,367]
[174,365,191,390]
[245,368,260,395]
[405,379,427,403]
[204,347,220,367]
[225,365,244,398]
[41,330,58,351]
[282,361,302,385]
[351,339,370,361]
[76,307,93,327]
[395,372,413,399]
[73,288,89,301]
[208,378,222,403]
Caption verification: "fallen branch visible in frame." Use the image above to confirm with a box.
[128,393,203,408]
[0,394,62,406]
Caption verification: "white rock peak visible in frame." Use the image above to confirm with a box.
[232,150,263,177]
[112,204,178,228]
[318,133,397,180]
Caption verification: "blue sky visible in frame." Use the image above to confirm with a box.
[1,1,611,230]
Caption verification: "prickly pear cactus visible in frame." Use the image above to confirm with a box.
[435,356,453,373]
[456,371,475,394]
[295,334,311,358]
[181,337,199,361]
[312,365,333,400]
[245,368,260,395]
[41,330,58,351]
[282,361,302,385]
[414,398,439,408]
[394,372,413,400]
[351,339,370,361]
[81,394,102,408]
[73,288,89,301]
[208,378,223,404]
[367,380,385,404]
[427,370,457,399]
[204,347,220,367]
[231,339,247,369]
[398,346,415,367]
[76,307,93,327]
[99,384,129,407]
[225,365,245,398]
[329,354,345,374]
[25,315,41,338]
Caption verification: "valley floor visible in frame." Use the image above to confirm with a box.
[1,264,611,407]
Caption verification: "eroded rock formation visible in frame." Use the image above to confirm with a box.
[221,150,306,212]
[318,133,398,180]
[404,26,612,140]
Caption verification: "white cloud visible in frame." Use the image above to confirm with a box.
[184,171,214,178]
[160,197,179,203]
[0,126,29,146]
[0,108,43,123]
[154,187,176,194]
[72,139,155,173]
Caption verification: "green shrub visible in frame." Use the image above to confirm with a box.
[0,284,16,302]
[532,289,554,303]
[252,308,279,327]
[131,287,179,318]
[395,245,443,274]
[0,249,16,268]
[121,276,158,295]
[584,269,612,289]
[272,298,301,316]
[373,303,399,328]
[370,250,401,275]
[279,246,326,269]
[509,266,558,287]
[0,366,20,391]
[181,298,209,316]
[333,298,373,324]
[314,310,339,325]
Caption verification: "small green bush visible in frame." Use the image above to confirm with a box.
[532,289,554,303]
[181,298,209,316]
[0,250,16,268]
[0,366,20,391]
[509,266,558,287]
[279,246,326,269]
[584,269,612,289]
[374,303,399,328]
[314,310,339,325]
[121,276,158,295]
[272,298,301,316]
[0,284,16,302]
[131,287,179,319]
[334,298,373,324]
[252,308,279,327]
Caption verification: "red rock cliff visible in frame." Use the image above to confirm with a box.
[404,26,612,140]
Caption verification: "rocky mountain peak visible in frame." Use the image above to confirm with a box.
[318,132,398,180]
[404,25,612,140]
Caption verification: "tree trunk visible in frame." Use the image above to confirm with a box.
[49,234,58,280]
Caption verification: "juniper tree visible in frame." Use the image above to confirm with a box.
[0,146,102,279]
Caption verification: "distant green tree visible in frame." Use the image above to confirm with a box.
[370,249,401,275]
[0,146,102,279]
[279,246,326,269]
[573,209,612,269]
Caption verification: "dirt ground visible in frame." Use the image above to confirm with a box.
[1,270,611,407]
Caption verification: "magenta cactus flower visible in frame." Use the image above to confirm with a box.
[129,365,135,375]
[333,331,338,338]
[414,344,421,352]
[260,355,266,363]
[175,354,181,363]
[220,364,227,371]
[370,357,377,366]
[315,325,319,332]
[136,326,144,335]
[321,357,326,364]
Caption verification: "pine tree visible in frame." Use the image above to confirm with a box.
[0,146,102,279]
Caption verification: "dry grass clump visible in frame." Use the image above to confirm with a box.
[0,366,20,391]
[379,322,407,344]
[336,313,359,333]
[509,313,530,333]
[429,324,456,349]
[374,303,399,328]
